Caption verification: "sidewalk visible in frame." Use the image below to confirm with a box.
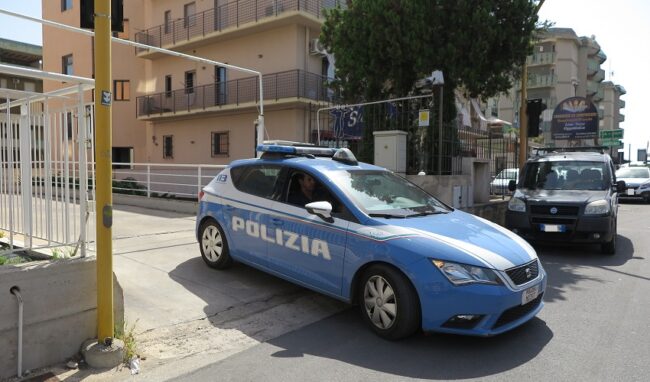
[10,204,345,382]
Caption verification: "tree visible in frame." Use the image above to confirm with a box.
[321,0,541,104]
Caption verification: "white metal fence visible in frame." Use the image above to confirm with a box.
[0,100,95,256]
[112,163,226,200]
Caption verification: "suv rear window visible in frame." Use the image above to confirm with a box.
[522,161,610,191]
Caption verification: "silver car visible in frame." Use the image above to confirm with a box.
[616,166,650,203]
[491,168,519,195]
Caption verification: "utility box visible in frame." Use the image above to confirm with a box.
[373,130,407,173]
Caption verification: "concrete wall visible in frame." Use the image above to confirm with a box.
[462,199,509,227]
[0,257,124,380]
[406,174,472,208]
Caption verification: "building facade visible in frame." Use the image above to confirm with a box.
[42,0,148,164]
[0,38,43,110]
[491,28,626,148]
[43,0,341,166]
[135,0,340,164]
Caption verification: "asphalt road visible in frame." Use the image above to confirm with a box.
[172,200,650,382]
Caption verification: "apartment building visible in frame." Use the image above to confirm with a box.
[0,37,43,109]
[135,0,340,164]
[42,0,147,164]
[491,28,626,147]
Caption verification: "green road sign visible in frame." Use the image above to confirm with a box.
[601,138,623,148]
[599,129,624,139]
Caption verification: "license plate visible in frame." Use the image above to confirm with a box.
[522,284,540,305]
[627,188,634,196]
[540,224,565,232]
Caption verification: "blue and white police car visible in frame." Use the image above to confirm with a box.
[197,143,547,339]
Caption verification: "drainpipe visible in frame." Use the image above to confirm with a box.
[10,286,23,378]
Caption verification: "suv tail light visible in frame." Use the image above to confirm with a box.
[198,190,204,201]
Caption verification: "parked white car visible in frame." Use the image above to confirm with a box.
[491,168,519,195]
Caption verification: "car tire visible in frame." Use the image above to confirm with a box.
[601,221,617,255]
[199,219,233,269]
[358,264,421,340]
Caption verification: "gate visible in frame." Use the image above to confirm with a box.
[1,87,95,256]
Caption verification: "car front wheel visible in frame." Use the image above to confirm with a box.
[199,219,233,269]
[601,220,617,255]
[358,265,420,340]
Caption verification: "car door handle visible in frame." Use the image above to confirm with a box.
[271,218,283,226]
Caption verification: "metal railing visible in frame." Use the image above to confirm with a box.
[111,163,226,200]
[527,52,555,66]
[527,74,557,88]
[137,69,337,117]
[135,0,346,52]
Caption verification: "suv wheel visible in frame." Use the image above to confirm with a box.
[601,221,617,255]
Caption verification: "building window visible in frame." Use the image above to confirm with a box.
[163,135,173,159]
[112,147,133,169]
[215,66,227,104]
[185,71,195,94]
[114,80,130,101]
[62,0,73,12]
[164,10,171,34]
[114,19,130,39]
[184,2,196,28]
[62,54,73,75]
[165,75,172,97]
[211,132,229,156]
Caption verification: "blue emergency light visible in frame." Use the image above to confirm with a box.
[256,142,358,165]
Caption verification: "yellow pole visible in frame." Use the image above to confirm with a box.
[94,0,114,342]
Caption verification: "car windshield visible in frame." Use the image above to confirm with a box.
[329,170,451,217]
[616,167,650,178]
[495,169,518,180]
[521,161,610,191]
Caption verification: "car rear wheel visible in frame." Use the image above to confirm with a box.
[601,221,617,255]
[199,219,233,269]
[358,264,420,340]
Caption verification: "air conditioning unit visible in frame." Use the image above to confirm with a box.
[309,38,327,55]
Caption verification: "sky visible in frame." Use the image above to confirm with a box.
[0,0,648,160]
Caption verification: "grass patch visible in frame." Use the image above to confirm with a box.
[115,319,139,363]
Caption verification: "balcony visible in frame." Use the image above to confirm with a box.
[136,70,336,119]
[589,68,605,83]
[134,0,345,55]
[587,80,599,95]
[587,60,600,75]
[592,89,604,102]
[527,52,555,66]
[619,99,625,109]
[527,74,557,89]
[618,113,625,122]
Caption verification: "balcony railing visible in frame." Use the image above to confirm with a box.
[135,0,345,52]
[527,74,556,88]
[589,68,605,82]
[136,69,337,118]
[618,99,625,109]
[618,113,625,122]
[587,60,600,75]
[527,52,555,66]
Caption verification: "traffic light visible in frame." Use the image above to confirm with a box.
[80,0,124,32]
[526,98,546,137]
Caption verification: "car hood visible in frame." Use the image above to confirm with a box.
[368,210,536,271]
[618,178,649,188]
[514,189,607,204]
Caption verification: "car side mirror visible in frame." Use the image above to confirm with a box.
[305,201,334,223]
[615,180,626,193]
[508,180,517,192]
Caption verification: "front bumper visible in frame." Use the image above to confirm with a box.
[506,210,614,243]
[618,187,649,199]
[410,258,547,336]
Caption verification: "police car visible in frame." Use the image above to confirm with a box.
[197,142,547,339]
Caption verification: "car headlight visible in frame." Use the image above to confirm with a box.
[584,199,610,215]
[431,259,502,286]
[508,197,526,212]
[640,182,650,190]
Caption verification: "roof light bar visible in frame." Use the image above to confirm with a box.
[256,144,337,156]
